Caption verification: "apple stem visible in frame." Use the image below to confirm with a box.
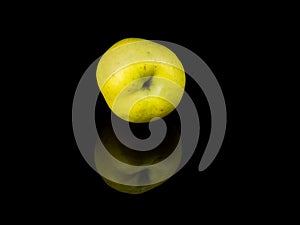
[142,77,152,90]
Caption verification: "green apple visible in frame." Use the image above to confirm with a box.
[96,38,186,123]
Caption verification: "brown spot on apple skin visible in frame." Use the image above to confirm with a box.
[144,65,146,70]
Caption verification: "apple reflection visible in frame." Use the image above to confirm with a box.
[94,120,182,194]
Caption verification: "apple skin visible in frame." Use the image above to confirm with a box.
[96,38,186,123]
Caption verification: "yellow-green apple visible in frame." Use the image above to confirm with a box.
[96,38,185,123]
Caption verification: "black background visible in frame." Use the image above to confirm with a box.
[62,27,243,208]
[61,23,259,213]
[16,6,285,220]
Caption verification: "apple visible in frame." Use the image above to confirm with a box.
[96,38,186,123]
